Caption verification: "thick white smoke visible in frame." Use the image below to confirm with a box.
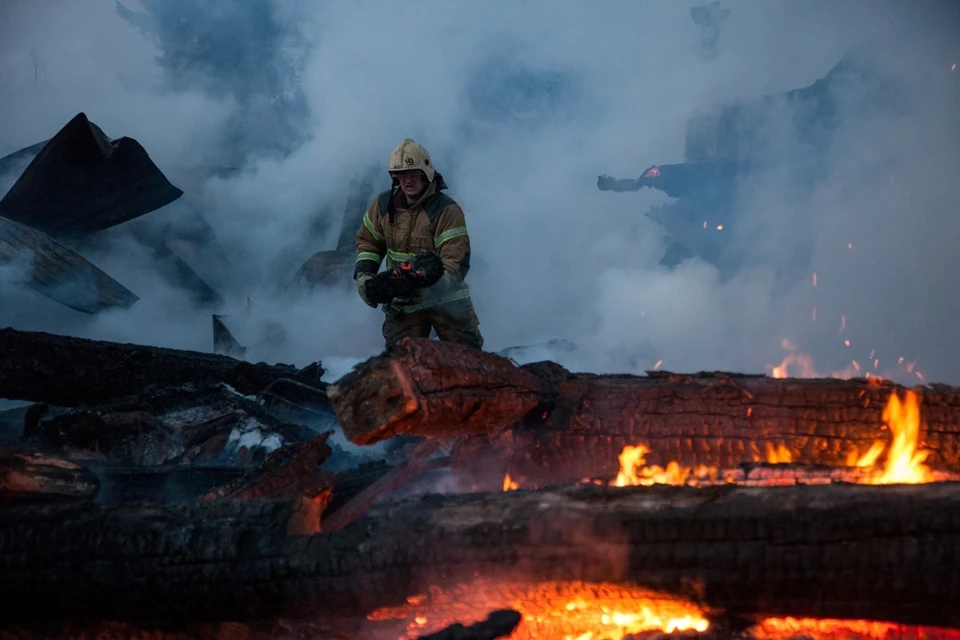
[1,0,958,384]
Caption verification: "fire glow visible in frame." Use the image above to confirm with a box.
[612,390,934,488]
[368,581,711,640]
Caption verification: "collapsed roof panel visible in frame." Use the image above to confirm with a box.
[0,112,183,236]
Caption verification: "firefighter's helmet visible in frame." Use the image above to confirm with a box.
[388,138,435,183]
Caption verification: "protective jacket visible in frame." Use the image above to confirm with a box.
[354,174,473,314]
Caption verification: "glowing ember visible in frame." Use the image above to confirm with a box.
[643,166,661,178]
[369,580,711,640]
[756,617,960,640]
[503,473,519,491]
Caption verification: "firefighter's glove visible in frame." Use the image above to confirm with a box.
[356,274,377,308]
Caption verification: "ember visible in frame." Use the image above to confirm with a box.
[367,581,711,640]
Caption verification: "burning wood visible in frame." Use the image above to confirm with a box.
[200,432,336,534]
[329,338,960,488]
[0,447,99,503]
[327,338,542,444]
[4,483,960,630]
[0,327,327,406]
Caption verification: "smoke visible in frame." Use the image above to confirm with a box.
[1,0,959,384]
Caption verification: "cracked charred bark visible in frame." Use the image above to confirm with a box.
[328,338,960,487]
[0,327,326,406]
[3,483,960,628]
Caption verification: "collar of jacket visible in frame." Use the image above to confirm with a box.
[388,173,448,216]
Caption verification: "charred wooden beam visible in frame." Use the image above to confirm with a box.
[3,483,960,628]
[0,215,138,313]
[22,385,315,467]
[0,112,183,235]
[0,327,326,406]
[0,447,99,503]
[199,432,334,512]
[328,338,960,485]
[328,338,542,445]
[416,609,522,640]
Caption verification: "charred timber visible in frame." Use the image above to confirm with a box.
[23,384,316,466]
[0,448,99,503]
[199,432,334,505]
[0,327,327,406]
[328,338,960,484]
[3,483,960,628]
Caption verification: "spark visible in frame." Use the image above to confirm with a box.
[716,224,724,231]
[654,359,663,370]
[812,272,817,286]
[839,315,846,333]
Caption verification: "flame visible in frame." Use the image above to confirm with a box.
[764,443,793,464]
[643,166,661,178]
[612,445,701,487]
[866,390,932,484]
[503,473,519,491]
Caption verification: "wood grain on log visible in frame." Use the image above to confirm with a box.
[327,338,542,445]
[0,447,99,503]
[0,327,326,406]
[199,432,334,507]
[3,483,960,628]
[328,339,960,485]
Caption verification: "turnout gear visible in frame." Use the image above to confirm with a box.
[355,140,482,350]
[388,138,435,183]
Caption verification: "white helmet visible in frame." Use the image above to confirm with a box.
[388,138,435,183]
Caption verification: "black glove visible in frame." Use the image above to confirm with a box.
[364,251,445,306]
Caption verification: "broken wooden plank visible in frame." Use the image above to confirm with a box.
[0,447,99,503]
[0,215,139,313]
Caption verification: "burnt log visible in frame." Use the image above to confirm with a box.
[0,448,99,503]
[417,609,522,640]
[0,215,139,313]
[23,385,314,466]
[328,338,960,486]
[3,483,960,628]
[199,432,334,507]
[0,112,182,235]
[0,327,326,406]
[328,338,542,445]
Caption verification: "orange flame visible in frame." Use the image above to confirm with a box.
[613,445,690,486]
[764,443,793,464]
[864,390,933,484]
[503,473,519,491]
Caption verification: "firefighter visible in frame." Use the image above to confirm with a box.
[354,138,483,350]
